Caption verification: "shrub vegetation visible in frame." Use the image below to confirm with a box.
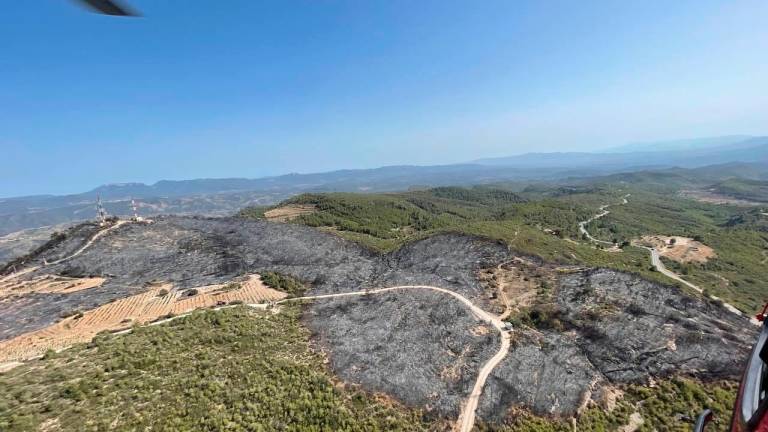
[0,306,429,431]
[241,183,768,312]
[260,271,307,297]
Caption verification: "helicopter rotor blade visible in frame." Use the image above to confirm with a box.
[76,0,141,17]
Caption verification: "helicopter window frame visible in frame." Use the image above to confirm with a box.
[743,324,768,427]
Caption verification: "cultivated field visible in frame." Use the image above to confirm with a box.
[0,275,105,299]
[0,274,285,364]
[264,204,317,222]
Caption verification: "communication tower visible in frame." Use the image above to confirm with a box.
[95,195,108,225]
[130,198,144,222]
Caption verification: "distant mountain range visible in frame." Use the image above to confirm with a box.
[473,136,768,168]
[603,135,753,153]
[1,135,766,236]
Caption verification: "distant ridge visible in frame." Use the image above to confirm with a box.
[1,135,767,235]
[472,136,768,168]
[603,135,752,153]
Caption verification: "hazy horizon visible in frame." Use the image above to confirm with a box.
[3,0,767,197]
[2,133,764,200]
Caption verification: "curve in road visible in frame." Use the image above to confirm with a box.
[0,220,130,283]
[581,196,753,323]
[577,194,630,246]
[2,222,512,431]
[277,285,511,432]
[75,283,513,432]
[640,245,754,323]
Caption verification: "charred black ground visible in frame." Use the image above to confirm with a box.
[0,216,755,422]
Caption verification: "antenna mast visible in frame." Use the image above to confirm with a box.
[130,198,144,222]
[131,198,138,220]
[95,195,107,225]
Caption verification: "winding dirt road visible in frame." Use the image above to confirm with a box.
[578,205,614,245]
[138,284,515,431]
[278,285,511,432]
[645,246,700,292]
[577,194,629,246]
[1,278,513,431]
[47,220,129,266]
[0,220,129,283]
[1,219,513,431]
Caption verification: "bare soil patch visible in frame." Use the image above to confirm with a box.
[264,204,317,222]
[478,258,559,317]
[620,412,644,432]
[0,274,286,363]
[636,235,716,263]
[681,189,763,206]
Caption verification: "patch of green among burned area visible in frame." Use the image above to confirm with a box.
[0,304,739,432]
[240,182,768,313]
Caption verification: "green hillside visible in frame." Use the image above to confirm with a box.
[0,306,430,432]
[712,178,768,203]
[242,182,768,313]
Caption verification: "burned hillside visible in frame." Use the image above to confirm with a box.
[0,216,756,423]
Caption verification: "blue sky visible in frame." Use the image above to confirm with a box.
[2,0,767,197]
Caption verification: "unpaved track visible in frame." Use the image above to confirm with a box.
[459,332,510,432]
[47,220,129,266]
[0,221,129,283]
[577,194,630,246]
[493,262,515,320]
[0,220,511,430]
[645,247,701,293]
[578,205,613,245]
[276,285,510,432]
[1,282,511,432]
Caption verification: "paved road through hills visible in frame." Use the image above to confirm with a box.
[580,196,753,323]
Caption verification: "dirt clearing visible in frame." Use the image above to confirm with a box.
[680,190,763,206]
[636,235,716,263]
[478,258,559,317]
[0,274,286,364]
[264,204,317,222]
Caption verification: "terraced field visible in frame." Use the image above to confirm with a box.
[0,275,105,298]
[0,274,285,363]
[264,204,317,222]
